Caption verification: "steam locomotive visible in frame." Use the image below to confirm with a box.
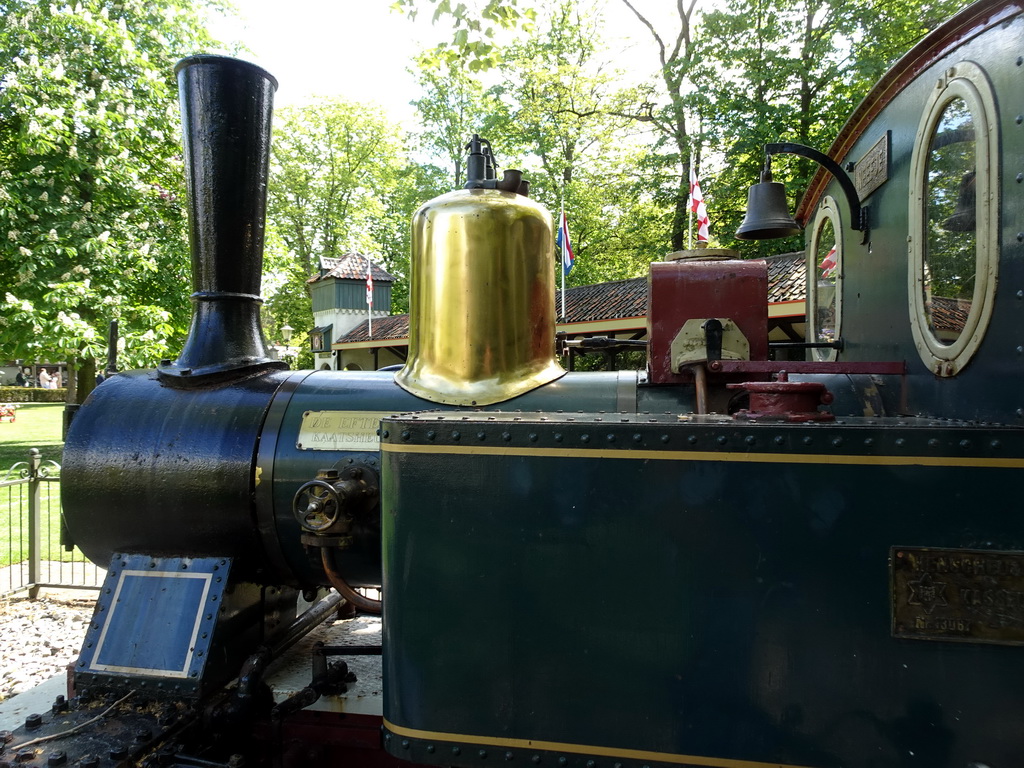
[4,1,1024,766]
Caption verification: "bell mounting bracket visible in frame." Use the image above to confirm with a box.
[765,142,869,244]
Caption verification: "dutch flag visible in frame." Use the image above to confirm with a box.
[556,209,575,276]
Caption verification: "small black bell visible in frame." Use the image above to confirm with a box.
[735,179,801,240]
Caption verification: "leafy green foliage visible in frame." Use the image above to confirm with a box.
[408,0,672,293]
[410,55,495,187]
[263,98,409,348]
[695,0,968,256]
[924,100,976,304]
[370,162,451,314]
[268,99,405,274]
[0,0,225,387]
[393,0,535,71]
[0,0,973,386]
[613,0,703,251]
[404,0,970,267]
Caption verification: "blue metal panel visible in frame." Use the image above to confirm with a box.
[94,574,208,672]
[75,554,230,696]
[257,369,664,588]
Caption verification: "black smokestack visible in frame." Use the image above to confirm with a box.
[159,55,286,384]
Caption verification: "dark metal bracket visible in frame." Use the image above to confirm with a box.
[765,142,870,244]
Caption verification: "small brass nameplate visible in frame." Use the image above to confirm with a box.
[855,132,889,200]
[892,546,1024,646]
[297,410,389,451]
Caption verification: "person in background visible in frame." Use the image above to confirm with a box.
[38,368,52,388]
[15,368,27,387]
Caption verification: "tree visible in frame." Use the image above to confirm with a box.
[392,0,536,72]
[692,0,828,257]
[407,0,670,292]
[263,98,406,349]
[616,0,702,252]
[0,0,224,400]
[846,0,969,96]
[399,0,711,252]
[489,1,638,187]
[487,1,665,286]
[411,55,493,188]
[693,0,968,257]
[399,0,970,261]
[369,161,452,315]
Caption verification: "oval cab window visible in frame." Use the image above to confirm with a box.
[908,61,998,376]
[808,197,841,362]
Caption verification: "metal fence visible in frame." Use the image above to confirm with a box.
[0,449,103,598]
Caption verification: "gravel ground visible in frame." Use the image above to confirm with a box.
[0,592,95,702]
[0,592,381,708]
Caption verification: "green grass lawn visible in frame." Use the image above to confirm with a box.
[0,403,64,470]
[0,403,66,568]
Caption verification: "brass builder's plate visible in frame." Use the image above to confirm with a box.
[297,410,390,451]
[892,546,1024,646]
[855,132,889,200]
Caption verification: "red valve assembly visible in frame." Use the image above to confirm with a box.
[728,371,835,422]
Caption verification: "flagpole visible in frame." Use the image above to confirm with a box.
[687,154,693,250]
[366,253,372,339]
[560,190,566,321]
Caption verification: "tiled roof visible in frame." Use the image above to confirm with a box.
[563,277,647,323]
[339,313,410,343]
[307,252,397,284]
[765,251,806,304]
[929,295,971,334]
[335,256,808,345]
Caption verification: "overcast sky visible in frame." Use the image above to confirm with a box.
[208,1,667,126]
[208,2,434,120]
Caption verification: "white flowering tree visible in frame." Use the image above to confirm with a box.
[0,0,224,399]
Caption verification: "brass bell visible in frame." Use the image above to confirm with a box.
[942,170,976,232]
[735,168,801,240]
[394,144,567,408]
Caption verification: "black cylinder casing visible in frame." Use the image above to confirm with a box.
[62,371,290,583]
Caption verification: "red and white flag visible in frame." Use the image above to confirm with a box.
[689,165,710,242]
[366,261,374,307]
[820,246,837,279]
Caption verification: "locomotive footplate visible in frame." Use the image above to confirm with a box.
[0,691,195,768]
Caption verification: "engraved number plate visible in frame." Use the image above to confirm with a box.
[297,410,390,451]
[855,132,889,201]
[892,546,1024,646]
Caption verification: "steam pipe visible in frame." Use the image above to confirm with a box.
[159,55,286,385]
[322,549,383,614]
[235,589,347,702]
[104,319,118,376]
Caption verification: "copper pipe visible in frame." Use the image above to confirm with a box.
[693,364,708,415]
[321,548,383,615]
